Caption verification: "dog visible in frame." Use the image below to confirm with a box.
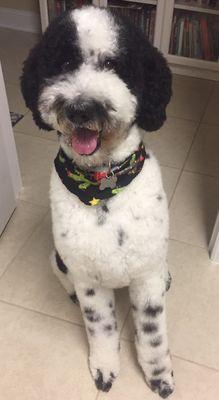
[21,6,174,398]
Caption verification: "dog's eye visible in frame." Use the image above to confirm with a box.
[103,58,116,70]
[61,61,71,72]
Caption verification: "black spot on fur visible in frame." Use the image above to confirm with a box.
[86,288,95,296]
[142,322,158,334]
[166,272,172,292]
[157,194,163,201]
[131,304,137,311]
[114,321,118,330]
[150,379,161,391]
[111,310,116,318]
[101,203,109,213]
[84,308,101,323]
[104,324,113,332]
[118,228,126,246]
[109,301,113,308]
[88,327,95,336]
[55,251,68,274]
[70,292,79,305]
[150,336,162,347]
[153,367,166,376]
[144,304,163,318]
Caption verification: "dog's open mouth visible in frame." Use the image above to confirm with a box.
[71,127,100,156]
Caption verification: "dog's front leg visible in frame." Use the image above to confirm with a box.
[74,280,120,392]
[129,276,174,398]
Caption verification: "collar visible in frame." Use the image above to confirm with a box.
[54,142,149,206]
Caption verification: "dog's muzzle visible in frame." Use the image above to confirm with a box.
[64,98,108,156]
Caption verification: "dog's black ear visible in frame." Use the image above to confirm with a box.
[20,12,81,130]
[20,41,52,130]
[136,43,172,132]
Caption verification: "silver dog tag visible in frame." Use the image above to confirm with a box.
[100,176,117,191]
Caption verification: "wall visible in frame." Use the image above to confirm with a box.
[0,0,39,13]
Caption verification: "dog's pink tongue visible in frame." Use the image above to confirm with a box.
[71,128,99,155]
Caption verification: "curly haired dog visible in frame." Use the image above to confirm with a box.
[21,6,174,398]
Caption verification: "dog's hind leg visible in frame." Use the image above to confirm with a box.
[74,280,120,392]
[50,250,79,305]
[129,276,174,399]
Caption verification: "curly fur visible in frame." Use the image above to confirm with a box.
[21,6,174,398]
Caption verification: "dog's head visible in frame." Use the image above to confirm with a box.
[21,6,171,166]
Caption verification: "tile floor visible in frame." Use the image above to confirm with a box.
[0,27,219,400]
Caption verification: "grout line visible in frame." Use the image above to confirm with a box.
[0,298,85,329]
[14,128,58,143]
[168,84,215,208]
[172,354,219,373]
[168,237,207,250]
[0,208,49,282]
[183,168,219,180]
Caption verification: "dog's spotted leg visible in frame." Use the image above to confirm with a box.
[74,281,120,392]
[129,277,174,398]
[50,250,79,305]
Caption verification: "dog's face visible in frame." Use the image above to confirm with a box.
[21,6,171,166]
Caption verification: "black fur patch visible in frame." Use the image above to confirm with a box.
[118,228,126,246]
[104,324,113,332]
[55,251,68,274]
[153,367,166,376]
[142,322,158,334]
[95,369,113,392]
[144,304,163,318]
[84,307,101,323]
[86,288,95,296]
[88,327,95,336]
[150,336,162,347]
[70,292,79,305]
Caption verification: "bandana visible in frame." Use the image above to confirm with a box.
[54,142,149,206]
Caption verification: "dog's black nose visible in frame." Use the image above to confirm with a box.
[66,99,107,125]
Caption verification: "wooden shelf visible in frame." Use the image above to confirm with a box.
[175,3,219,15]
[121,0,157,5]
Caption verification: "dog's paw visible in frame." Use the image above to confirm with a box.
[149,371,174,399]
[165,271,172,292]
[89,353,119,392]
[94,369,116,392]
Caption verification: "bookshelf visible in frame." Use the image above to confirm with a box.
[161,0,219,80]
[39,0,219,80]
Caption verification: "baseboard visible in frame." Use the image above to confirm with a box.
[0,7,40,33]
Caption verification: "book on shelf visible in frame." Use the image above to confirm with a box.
[48,0,92,20]
[108,1,156,43]
[170,11,219,61]
[175,0,219,9]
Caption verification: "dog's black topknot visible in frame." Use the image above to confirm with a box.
[111,12,172,132]
[20,12,82,130]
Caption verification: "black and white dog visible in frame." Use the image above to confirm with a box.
[21,6,174,398]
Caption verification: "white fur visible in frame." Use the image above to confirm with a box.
[42,6,174,395]
[72,7,118,59]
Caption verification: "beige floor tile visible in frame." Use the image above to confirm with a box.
[122,240,219,370]
[0,301,97,400]
[14,112,58,142]
[169,171,219,248]
[160,166,180,204]
[5,83,28,115]
[185,123,219,178]
[0,214,130,328]
[203,83,219,126]
[15,133,58,207]
[98,340,219,400]
[0,27,38,85]
[145,117,198,168]
[0,201,47,277]
[167,75,214,121]
[167,240,219,370]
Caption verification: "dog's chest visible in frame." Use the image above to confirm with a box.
[50,154,168,288]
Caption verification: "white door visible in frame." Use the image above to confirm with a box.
[0,63,22,234]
